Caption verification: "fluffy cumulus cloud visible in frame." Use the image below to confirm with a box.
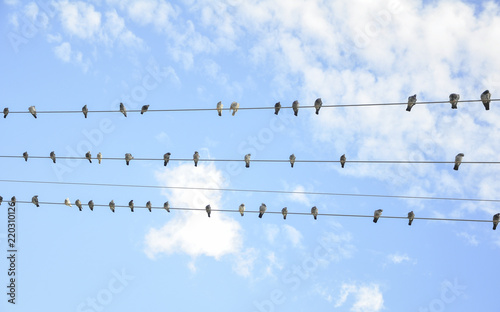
[145,163,253,274]
[335,283,385,312]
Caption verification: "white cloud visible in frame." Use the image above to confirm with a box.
[57,1,102,39]
[456,232,479,246]
[335,283,384,312]
[46,33,62,43]
[387,253,411,264]
[53,42,71,62]
[4,0,19,5]
[263,223,280,244]
[282,224,302,247]
[52,41,91,72]
[145,163,252,274]
[287,185,311,206]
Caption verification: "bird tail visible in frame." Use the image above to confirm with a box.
[409,220,413,226]
[494,223,498,230]
[3,115,6,119]
[37,204,40,208]
[98,160,101,164]
[341,163,345,168]
[275,111,278,115]
[259,213,263,218]
[314,215,317,220]
[246,163,249,168]
[124,112,127,117]
[208,213,211,218]
[53,159,56,163]
[283,215,286,220]
[406,107,411,112]
[232,111,236,116]
[84,115,87,119]
[453,164,459,170]
[294,111,298,116]
[291,163,294,168]
[316,109,319,115]
[373,218,378,223]
[218,112,221,116]
[34,115,37,119]
[88,159,92,163]
[484,103,490,110]
[131,208,134,212]
[25,159,27,162]
[148,208,151,212]
[195,162,198,167]
[164,161,167,166]
[240,213,244,216]
[126,161,129,166]
[452,104,457,109]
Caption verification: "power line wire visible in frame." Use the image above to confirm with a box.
[2,98,498,116]
[1,179,499,203]
[5,200,494,223]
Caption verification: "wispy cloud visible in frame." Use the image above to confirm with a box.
[335,283,384,312]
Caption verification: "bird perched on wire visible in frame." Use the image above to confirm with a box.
[449,93,460,109]
[82,105,88,118]
[217,101,223,116]
[88,200,94,211]
[164,152,171,166]
[23,152,28,162]
[406,94,417,112]
[97,152,102,164]
[314,98,323,115]
[141,105,149,114]
[259,203,267,218]
[3,108,8,118]
[493,213,499,230]
[120,102,127,117]
[454,153,464,171]
[274,102,281,115]
[373,209,383,223]
[289,154,296,168]
[50,151,56,163]
[10,196,16,205]
[164,201,170,212]
[230,102,239,116]
[239,204,245,216]
[0,196,3,205]
[129,200,134,212]
[340,154,346,168]
[206,204,211,218]
[32,195,39,207]
[481,90,491,110]
[146,201,152,212]
[109,200,115,213]
[408,211,415,226]
[311,206,318,220]
[282,207,288,220]
[85,151,92,163]
[193,151,200,167]
[245,154,251,168]
[292,100,299,116]
[125,153,134,165]
[29,106,37,118]
[75,199,82,211]
[64,198,72,207]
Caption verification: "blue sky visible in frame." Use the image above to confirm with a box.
[1,0,500,311]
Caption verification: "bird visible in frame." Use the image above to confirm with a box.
[82,105,88,118]
[3,107,8,118]
[146,201,152,212]
[129,200,134,212]
[164,152,171,166]
[29,106,37,118]
[120,102,127,117]
[292,100,299,116]
[481,90,491,110]
[311,206,318,220]
[274,102,281,115]
[373,209,383,223]
[193,151,200,167]
[340,154,346,168]
[449,93,460,109]
[0,196,2,205]
[406,94,417,112]
[239,204,245,216]
[217,101,223,116]
[454,153,464,171]
[64,198,72,207]
[493,213,499,230]
[97,152,102,164]
[141,105,149,114]
[88,200,94,211]
[50,151,56,163]
[289,154,296,168]
[125,153,133,165]
[23,152,28,162]
[245,154,251,168]
[230,101,239,116]
[206,204,211,218]
[164,201,170,212]
[85,151,92,163]
[10,196,16,205]
[259,203,267,218]
[408,211,415,226]
[282,207,288,220]
[75,199,82,211]
[314,98,322,115]
[32,195,39,207]
[109,200,115,213]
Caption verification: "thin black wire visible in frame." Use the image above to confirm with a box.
[2,179,499,203]
[3,98,498,114]
[0,155,496,164]
[8,200,492,223]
